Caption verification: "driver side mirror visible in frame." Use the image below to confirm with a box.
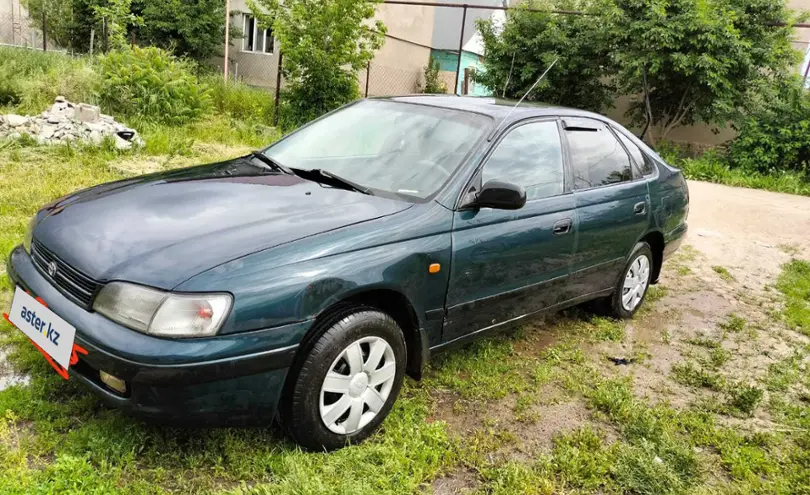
[472,180,526,210]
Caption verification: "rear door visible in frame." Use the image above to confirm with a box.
[563,118,650,295]
[443,119,577,343]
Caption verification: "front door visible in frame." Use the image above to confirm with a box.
[562,118,651,295]
[443,119,576,344]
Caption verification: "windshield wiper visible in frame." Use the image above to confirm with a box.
[249,151,293,175]
[293,168,373,195]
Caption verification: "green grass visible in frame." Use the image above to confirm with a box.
[671,361,726,390]
[775,259,810,335]
[719,313,747,333]
[712,265,736,282]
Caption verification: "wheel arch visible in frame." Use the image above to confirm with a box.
[639,230,665,284]
[294,288,428,382]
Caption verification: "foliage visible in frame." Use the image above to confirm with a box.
[204,76,275,125]
[726,384,764,416]
[609,0,801,145]
[476,0,615,112]
[727,78,810,176]
[20,0,81,51]
[658,143,810,197]
[776,259,810,335]
[90,0,141,50]
[96,46,210,124]
[249,0,386,129]
[0,47,97,114]
[132,0,228,61]
[420,57,446,94]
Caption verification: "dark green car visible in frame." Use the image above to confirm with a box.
[6,96,688,450]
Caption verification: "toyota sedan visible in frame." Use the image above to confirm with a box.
[5,96,688,450]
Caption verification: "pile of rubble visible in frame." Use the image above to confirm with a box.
[0,97,143,149]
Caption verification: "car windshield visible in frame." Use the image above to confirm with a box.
[263,100,491,200]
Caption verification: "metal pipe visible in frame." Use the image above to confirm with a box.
[383,0,597,16]
[803,53,810,87]
[381,0,810,26]
[454,5,467,96]
[273,51,283,126]
[224,0,231,82]
[365,61,371,97]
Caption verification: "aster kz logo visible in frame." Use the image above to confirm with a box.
[3,295,87,381]
[47,261,57,278]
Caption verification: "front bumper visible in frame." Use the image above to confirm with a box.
[6,245,312,426]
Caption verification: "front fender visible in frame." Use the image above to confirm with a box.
[176,230,452,339]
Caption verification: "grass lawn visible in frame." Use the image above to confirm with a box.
[1,122,810,494]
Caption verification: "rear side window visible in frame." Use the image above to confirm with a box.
[482,121,565,201]
[565,120,633,190]
[615,131,655,176]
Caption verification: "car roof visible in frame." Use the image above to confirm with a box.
[377,95,611,124]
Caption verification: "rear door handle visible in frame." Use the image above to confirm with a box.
[634,202,647,215]
[553,218,572,235]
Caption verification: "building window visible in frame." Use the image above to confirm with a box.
[243,15,273,54]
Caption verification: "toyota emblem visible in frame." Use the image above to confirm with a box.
[47,261,57,278]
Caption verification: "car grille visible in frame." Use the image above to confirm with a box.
[31,240,101,309]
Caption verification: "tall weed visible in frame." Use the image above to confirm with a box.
[96,47,211,124]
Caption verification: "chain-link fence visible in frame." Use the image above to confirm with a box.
[0,10,46,51]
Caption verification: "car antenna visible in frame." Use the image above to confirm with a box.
[487,57,559,141]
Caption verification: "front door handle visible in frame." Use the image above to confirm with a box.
[553,218,572,235]
[634,202,647,215]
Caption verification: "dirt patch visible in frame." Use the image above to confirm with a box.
[430,469,479,495]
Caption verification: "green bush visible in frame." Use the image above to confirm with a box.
[420,57,446,94]
[205,76,274,125]
[96,47,211,125]
[657,141,810,197]
[727,79,810,175]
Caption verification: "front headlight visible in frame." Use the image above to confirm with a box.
[23,215,36,254]
[93,282,233,338]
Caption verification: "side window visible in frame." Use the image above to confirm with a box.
[565,120,633,190]
[482,121,564,201]
[616,131,655,176]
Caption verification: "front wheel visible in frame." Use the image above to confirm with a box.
[279,308,406,451]
[609,242,653,318]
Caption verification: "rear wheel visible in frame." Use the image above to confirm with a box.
[279,308,406,451]
[609,242,653,318]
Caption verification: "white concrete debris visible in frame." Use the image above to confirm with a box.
[0,96,143,149]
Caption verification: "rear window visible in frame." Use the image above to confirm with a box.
[616,131,655,176]
[565,119,633,190]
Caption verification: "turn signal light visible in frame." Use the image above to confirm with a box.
[100,370,127,394]
[429,263,441,274]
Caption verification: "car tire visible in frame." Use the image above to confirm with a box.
[609,242,654,319]
[279,307,407,451]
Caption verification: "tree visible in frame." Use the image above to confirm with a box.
[23,0,139,53]
[22,0,95,51]
[476,0,616,112]
[90,0,140,50]
[132,0,228,62]
[609,0,802,145]
[248,0,386,128]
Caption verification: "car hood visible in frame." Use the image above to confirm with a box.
[32,156,412,289]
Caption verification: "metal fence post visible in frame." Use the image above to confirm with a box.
[224,0,231,82]
[273,51,283,126]
[42,10,47,51]
[365,61,371,97]
[454,5,467,96]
